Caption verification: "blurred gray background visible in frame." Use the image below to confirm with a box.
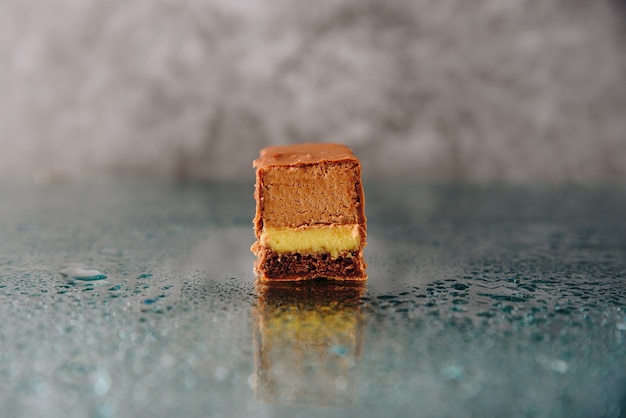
[1,0,625,181]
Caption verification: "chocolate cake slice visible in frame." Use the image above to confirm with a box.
[252,143,367,281]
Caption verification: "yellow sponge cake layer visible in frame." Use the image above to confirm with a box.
[260,225,360,258]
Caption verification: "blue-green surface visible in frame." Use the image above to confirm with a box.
[0,181,625,418]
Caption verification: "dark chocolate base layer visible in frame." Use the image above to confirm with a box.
[258,249,366,281]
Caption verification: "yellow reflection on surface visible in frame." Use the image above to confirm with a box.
[253,280,366,407]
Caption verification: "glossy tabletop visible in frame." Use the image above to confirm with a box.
[0,181,625,418]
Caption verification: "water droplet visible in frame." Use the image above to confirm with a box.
[93,370,112,396]
[61,265,107,281]
[477,293,527,303]
[247,374,257,390]
[441,364,465,381]
[550,359,569,374]
[452,283,469,291]
[214,366,228,381]
[329,345,349,357]
[160,354,176,368]
[31,378,47,395]
[137,273,153,279]
[555,306,572,315]
[334,375,348,390]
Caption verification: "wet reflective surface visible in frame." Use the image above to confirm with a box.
[0,181,625,417]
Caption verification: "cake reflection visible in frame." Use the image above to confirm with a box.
[253,280,366,407]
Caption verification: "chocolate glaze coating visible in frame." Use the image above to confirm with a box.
[254,143,358,168]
